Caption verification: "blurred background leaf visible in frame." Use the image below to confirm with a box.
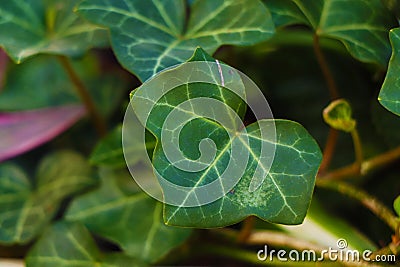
[25,221,144,267]
[0,0,108,63]
[0,151,96,244]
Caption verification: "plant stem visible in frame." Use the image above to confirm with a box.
[237,216,256,243]
[58,55,106,137]
[313,33,341,174]
[371,240,400,260]
[316,179,399,232]
[313,34,339,100]
[320,145,400,180]
[351,129,363,170]
[361,145,400,175]
[319,128,339,173]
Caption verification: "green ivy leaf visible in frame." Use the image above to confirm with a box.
[394,195,400,217]
[90,125,156,168]
[0,0,108,63]
[264,0,396,66]
[163,120,322,227]
[26,222,144,267]
[0,54,126,116]
[323,99,356,132]
[0,151,96,244]
[379,28,400,117]
[131,48,322,227]
[77,0,275,81]
[66,168,191,263]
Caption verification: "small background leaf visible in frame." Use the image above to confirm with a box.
[89,125,156,168]
[66,168,191,263]
[263,0,397,66]
[0,151,96,244]
[394,195,400,217]
[379,28,400,117]
[0,0,108,63]
[0,54,128,117]
[25,221,143,267]
[323,99,356,132]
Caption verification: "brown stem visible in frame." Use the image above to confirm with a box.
[371,240,400,261]
[237,216,255,243]
[320,145,400,180]
[319,128,339,173]
[58,55,106,136]
[313,34,339,100]
[316,179,399,232]
[320,163,360,180]
[361,146,400,175]
[351,129,363,169]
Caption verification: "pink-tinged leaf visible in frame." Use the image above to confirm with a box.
[0,105,86,162]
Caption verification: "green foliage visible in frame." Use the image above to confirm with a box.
[90,125,156,168]
[0,0,108,63]
[77,0,275,81]
[264,0,396,66]
[0,0,400,265]
[26,222,143,267]
[323,99,356,132]
[0,54,126,115]
[131,48,321,227]
[0,151,96,244]
[379,28,400,116]
[66,168,191,263]
[163,120,321,227]
[394,196,400,217]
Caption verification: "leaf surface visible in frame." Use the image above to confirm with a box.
[323,99,356,132]
[379,28,400,116]
[394,195,400,217]
[26,222,143,267]
[130,48,322,227]
[0,55,126,116]
[0,151,96,244]
[0,105,85,162]
[66,168,191,263]
[0,0,108,63]
[90,125,156,168]
[77,0,275,81]
[264,0,396,66]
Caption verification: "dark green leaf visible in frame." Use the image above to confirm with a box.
[323,99,356,132]
[379,28,400,116]
[264,0,396,66]
[66,168,191,263]
[130,48,322,227]
[26,221,143,267]
[162,120,322,227]
[0,54,126,116]
[77,0,275,81]
[0,0,108,63]
[0,151,96,244]
[394,195,400,217]
[90,125,156,168]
